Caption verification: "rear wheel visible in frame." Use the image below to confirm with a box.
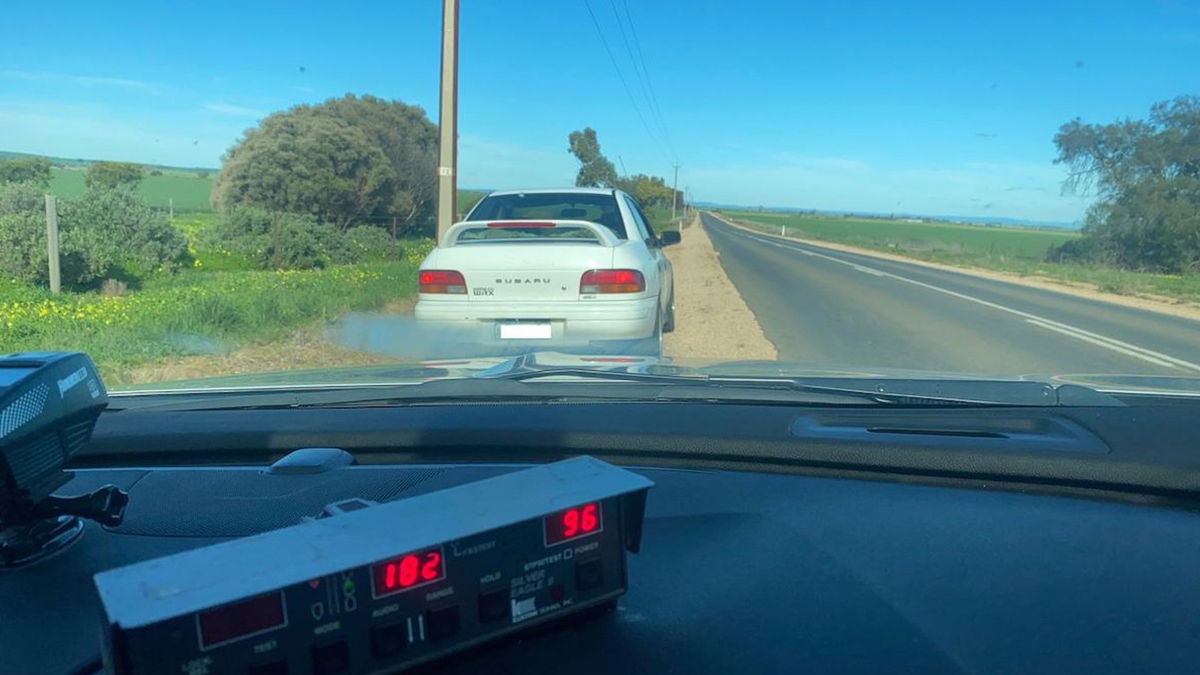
[662,289,676,333]
[635,307,664,356]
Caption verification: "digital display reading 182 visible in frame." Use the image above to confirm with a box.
[370,546,445,599]
[544,502,602,546]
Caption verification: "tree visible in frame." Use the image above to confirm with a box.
[1050,96,1200,272]
[568,127,619,187]
[212,111,396,231]
[213,94,438,233]
[315,94,438,230]
[84,161,144,189]
[615,173,675,208]
[0,157,51,187]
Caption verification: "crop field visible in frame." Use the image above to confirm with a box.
[50,167,215,212]
[722,211,1200,304]
[723,211,1078,264]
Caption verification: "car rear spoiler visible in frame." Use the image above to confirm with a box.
[441,220,622,248]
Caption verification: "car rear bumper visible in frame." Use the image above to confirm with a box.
[415,296,658,343]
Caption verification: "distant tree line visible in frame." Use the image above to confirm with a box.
[1049,96,1200,273]
[567,127,681,211]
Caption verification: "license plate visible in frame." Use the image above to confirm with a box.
[499,323,552,339]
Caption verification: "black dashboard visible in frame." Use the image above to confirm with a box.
[6,398,1200,674]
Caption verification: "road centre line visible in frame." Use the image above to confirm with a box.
[1022,319,1179,369]
[713,222,1200,373]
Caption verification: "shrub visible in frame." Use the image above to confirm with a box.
[0,182,58,284]
[0,183,186,288]
[84,161,144,189]
[0,158,52,187]
[202,206,351,270]
[341,226,402,263]
[60,187,188,282]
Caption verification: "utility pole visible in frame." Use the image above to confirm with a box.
[671,162,680,223]
[435,0,460,243]
[44,195,60,294]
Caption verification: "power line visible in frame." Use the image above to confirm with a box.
[581,0,672,163]
[616,0,678,162]
[607,0,676,161]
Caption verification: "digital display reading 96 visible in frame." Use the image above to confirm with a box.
[544,502,602,546]
[370,546,446,598]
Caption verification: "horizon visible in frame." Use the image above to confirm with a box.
[2,1,1195,224]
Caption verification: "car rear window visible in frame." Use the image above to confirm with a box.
[466,192,627,239]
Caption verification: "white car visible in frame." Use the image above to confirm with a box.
[415,188,678,354]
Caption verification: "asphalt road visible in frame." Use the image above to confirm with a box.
[701,213,1200,379]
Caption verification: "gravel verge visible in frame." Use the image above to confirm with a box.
[663,216,778,360]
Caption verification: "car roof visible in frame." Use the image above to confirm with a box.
[485,187,618,197]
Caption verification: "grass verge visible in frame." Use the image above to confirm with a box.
[0,260,421,385]
[722,211,1200,305]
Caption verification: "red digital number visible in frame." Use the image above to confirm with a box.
[372,547,445,598]
[580,503,598,532]
[545,502,602,545]
[563,509,580,537]
[421,551,441,581]
[398,554,419,587]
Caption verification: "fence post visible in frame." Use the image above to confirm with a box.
[169,197,174,221]
[45,194,61,294]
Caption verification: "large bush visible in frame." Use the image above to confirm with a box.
[212,94,437,234]
[0,183,185,287]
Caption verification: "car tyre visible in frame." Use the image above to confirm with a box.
[662,289,676,333]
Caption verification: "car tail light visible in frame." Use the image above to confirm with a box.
[419,270,467,294]
[580,269,645,294]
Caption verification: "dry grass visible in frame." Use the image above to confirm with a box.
[112,327,396,387]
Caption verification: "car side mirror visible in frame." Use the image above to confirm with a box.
[659,231,681,247]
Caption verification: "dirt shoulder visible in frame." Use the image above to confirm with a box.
[709,212,1200,323]
[663,216,778,360]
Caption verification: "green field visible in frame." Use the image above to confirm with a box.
[50,167,215,212]
[723,211,1078,264]
[722,211,1200,304]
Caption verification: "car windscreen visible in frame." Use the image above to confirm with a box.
[467,193,627,239]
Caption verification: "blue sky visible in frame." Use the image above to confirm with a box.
[2,1,1197,223]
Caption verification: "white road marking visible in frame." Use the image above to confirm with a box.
[1024,319,1179,369]
[711,220,1200,373]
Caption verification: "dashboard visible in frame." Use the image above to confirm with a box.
[5,398,1200,674]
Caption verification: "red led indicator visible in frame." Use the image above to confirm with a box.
[544,502,603,546]
[371,546,445,598]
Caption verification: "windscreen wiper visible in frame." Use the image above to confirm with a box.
[109,368,1121,412]
[482,367,1088,406]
